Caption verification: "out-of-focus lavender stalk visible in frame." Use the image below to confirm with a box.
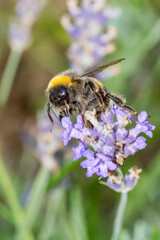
[0,50,22,109]
[61,0,121,79]
[36,112,64,172]
[31,112,74,173]
[8,0,46,52]
[0,0,46,109]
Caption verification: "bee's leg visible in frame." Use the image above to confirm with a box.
[59,102,72,122]
[47,103,54,132]
[71,101,82,114]
[58,108,67,122]
[72,101,87,126]
[72,100,93,128]
[121,105,137,115]
[87,81,105,112]
[106,92,137,115]
[64,101,71,117]
[58,112,64,122]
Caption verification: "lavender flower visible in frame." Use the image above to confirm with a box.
[100,167,142,193]
[15,0,46,26]
[8,0,46,52]
[36,112,63,172]
[8,21,31,52]
[61,104,155,178]
[62,0,121,78]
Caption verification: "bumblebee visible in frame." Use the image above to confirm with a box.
[46,58,136,129]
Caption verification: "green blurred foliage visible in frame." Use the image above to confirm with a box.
[0,0,160,239]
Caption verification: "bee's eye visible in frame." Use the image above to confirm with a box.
[57,87,68,100]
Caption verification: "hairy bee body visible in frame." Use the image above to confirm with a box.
[46,70,111,121]
[46,59,136,128]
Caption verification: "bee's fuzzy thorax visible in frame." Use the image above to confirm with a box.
[47,71,77,91]
[47,75,71,90]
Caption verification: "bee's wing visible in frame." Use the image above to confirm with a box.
[74,58,125,80]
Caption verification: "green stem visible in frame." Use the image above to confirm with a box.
[25,167,50,229]
[0,156,24,226]
[15,167,50,240]
[17,159,82,239]
[0,202,14,224]
[111,192,128,240]
[0,156,35,240]
[0,50,22,109]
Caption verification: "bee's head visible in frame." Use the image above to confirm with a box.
[47,72,77,107]
[49,86,69,106]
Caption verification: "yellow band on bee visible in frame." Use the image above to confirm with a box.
[47,75,77,90]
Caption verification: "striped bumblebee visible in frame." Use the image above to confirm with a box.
[46,58,136,129]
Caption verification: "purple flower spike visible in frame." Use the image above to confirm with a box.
[101,167,142,193]
[35,112,66,172]
[61,0,121,79]
[138,111,148,122]
[72,142,87,161]
[61,117,73,146]
[8,0,46,52]
[60,105,155,178]
[134,136,147,150]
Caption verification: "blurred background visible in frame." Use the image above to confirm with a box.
[0,0,160,239]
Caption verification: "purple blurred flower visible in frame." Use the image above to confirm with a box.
[62,0,121,79]
[8,21,31,52]
[15,0,46,26]
[36,112,64,172]
[61,105,155,178]
[22,111,74,172]
[8,0,46,52]
[100,167,142,193]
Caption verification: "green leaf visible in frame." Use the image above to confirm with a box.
[69,185,89,240]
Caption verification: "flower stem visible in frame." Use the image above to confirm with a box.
[111,192,128,240]
[0,49,22,109]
